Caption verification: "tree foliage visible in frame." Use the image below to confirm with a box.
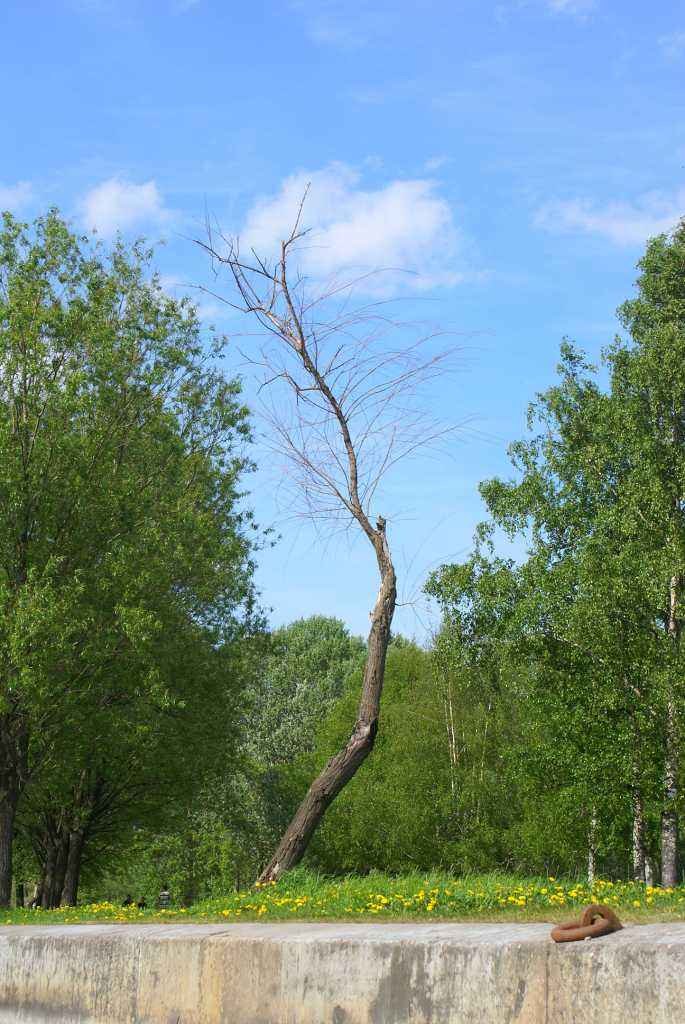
[0,210,260,906]
[249,616,365,767]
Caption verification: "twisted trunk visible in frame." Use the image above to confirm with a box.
[257,521,396,884]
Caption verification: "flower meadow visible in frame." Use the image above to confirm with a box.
[3,872,685,926]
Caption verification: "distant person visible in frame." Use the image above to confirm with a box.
[137,896,147,910]
[122,895,134,907]
[158,885,171,909]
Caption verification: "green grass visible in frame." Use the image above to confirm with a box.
[3,870,685,926]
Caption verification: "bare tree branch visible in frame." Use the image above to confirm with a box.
[194,193,459,882]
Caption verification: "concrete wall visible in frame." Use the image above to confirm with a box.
[0,921,684,1023]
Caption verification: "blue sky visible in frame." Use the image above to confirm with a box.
[2,0,684,639]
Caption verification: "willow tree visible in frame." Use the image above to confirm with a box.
[199,201,452,882]
[0,211,257,907]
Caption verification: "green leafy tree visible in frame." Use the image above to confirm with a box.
[606,224,685,884]
[19,628,253,907]
[472,349,665,879]
[0,211,259,906]
[440,222,685,883]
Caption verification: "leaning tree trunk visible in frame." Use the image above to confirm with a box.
[200,219,440,886]
[257,520,396,884]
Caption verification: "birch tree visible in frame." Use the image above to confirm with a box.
[608,221,685,885]
[466,216,685,884]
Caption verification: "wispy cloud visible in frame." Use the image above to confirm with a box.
[496,0,595,19]
[659,30,685,60]
[291,0,367,50]
[80,178,173,235]
[238,162,476,296]
[545,0,595,14]
[304,13,367,50]
[424,156,453,172]
[535,189,685,245]
[291,0,402,52]
[0,181,34,213]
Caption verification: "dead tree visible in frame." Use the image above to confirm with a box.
[198,198,452,883]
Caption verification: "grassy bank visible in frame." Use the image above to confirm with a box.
[3,871,685,926]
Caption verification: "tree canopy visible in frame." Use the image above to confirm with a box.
[0,211,260,906]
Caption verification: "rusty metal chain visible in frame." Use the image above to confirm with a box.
[550,903,624,943]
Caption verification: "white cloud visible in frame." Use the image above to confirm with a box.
[497,0,595,17]
[546,0,592,12]
[304,13,366,50]
[239,163,470,295]
[0,181,34,213]
[535,190,685,245]
[291,0,387,51]
[659,30,685,60]
[81,178,172,235]
[424,155,453,172]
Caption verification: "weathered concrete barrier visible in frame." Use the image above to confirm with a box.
[0,921,684,1023]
